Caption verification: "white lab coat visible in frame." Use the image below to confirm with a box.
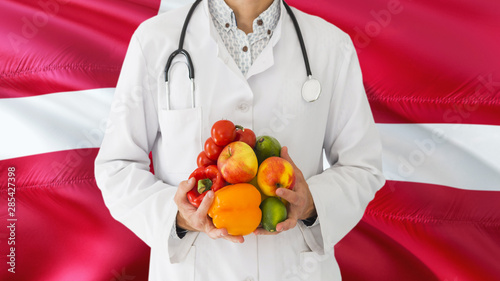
[95,1,385,280]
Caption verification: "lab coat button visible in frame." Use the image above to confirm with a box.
[238,103,249,112]
[244,277,254,281]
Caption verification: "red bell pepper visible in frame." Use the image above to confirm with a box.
[187,165,225,208]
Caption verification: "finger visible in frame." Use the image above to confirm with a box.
[206,225,228,239]
[280,147,305,188]
[280,146,298,170]
[276,218,297,232]
[222,234,245,244]
[253,227,281,235]
[207,227,244,243]
[175,178,197,209]
[196,190,214,217]
[276,187,299,204]
[175,178,196,201]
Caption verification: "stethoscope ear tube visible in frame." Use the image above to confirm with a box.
[165,49,195,81]
[164,0,200,83]
[163,52,195,110]
[163,0,201,110]
[282,0,311,77]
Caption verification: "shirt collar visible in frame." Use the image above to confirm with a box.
[208,0,281,36]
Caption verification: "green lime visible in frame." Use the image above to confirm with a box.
[260,197,287,232]
[254,136,281,165]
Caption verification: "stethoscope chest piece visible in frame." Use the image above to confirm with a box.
[302,76,321,102]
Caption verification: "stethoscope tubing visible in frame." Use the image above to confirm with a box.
[164,0,201,82]
[282,1,312,77]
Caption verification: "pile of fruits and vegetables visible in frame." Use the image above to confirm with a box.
[187,120,295,235]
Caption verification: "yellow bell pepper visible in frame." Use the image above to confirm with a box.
[208,183,262,236]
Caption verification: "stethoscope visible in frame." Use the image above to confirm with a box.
[164,0,321,110]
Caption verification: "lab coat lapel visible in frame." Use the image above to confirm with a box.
[245,0,284,79]
[244,38,275,80]
[212,31,245,81]
[203,0,247,82]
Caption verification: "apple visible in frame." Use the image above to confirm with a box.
[257,156,295,196]
[217,141,258,184]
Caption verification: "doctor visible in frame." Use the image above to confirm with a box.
[95,0,385,280]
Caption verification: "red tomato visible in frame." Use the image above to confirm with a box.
[204,137,224,160]
[211,120,236,146]
[235,127,256,148]
[197,151,217,167]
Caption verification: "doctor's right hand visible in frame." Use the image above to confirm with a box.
[174,177,245,243]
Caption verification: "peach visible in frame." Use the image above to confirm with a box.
[257,156,295,196]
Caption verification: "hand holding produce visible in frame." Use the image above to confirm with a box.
[265,147,316,233]
[174,178,245,244]
[185,119,306,238]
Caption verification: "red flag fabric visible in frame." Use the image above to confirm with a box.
[0,149,150,280]
[288,0,500,280]
[0,0,161,280]
[1,0,499,281]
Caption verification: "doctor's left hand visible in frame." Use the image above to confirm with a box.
[254,146,317,235]
[174,178,245,243]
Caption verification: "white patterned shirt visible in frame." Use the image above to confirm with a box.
[208,0,281,76]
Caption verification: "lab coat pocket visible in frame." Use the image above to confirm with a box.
[297,251,324,281]
[296,250,340,281]
[176,246,196,281]
[158,106,202,176]
[153,246,196,281]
